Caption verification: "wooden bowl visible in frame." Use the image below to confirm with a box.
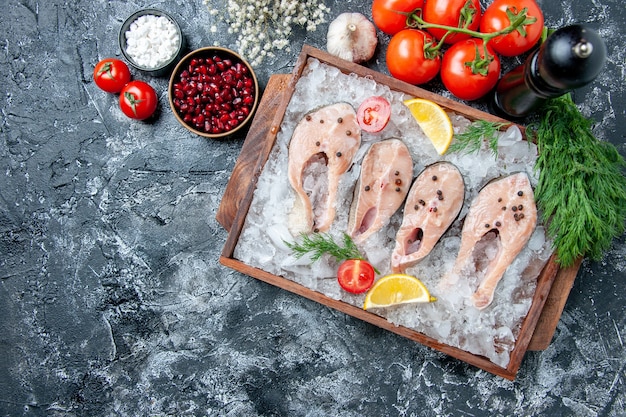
[168,47,259,139]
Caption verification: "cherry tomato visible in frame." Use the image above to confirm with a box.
[423,0,482,44]
[440,38,501,101]
[93,59,131,93]
[337,259,376,294]
[371,0,424,35]
[386,29,441,85]
[357,96,391,133]
[119,81,158,120]
[480,0,544,57]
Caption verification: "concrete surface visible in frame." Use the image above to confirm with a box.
[1,0,624,416]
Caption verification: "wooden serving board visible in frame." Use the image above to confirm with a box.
[216,73,580,351]
[217,46,582,378]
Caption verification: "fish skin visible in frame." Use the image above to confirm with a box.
[391,162,465,273]
[448,172,538,310]
[347,139,413,244]
[287,103,361,235]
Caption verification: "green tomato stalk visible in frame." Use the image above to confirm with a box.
[407,1,537,73]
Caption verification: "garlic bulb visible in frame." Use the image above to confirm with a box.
[326,12,378,63]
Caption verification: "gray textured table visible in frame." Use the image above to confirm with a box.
[1,0,624,416]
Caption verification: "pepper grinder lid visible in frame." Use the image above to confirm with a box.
[537,24,607,91]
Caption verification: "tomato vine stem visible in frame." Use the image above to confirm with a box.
[407,5,537,74]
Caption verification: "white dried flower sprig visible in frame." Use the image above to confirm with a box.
[205,0,329,66]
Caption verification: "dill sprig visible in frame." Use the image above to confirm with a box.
[448,120,510,157]
[529,93,626,267]
[285,232,381,273]
[286,232,363,263]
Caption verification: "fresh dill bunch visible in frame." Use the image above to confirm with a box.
[529,93,626,267]
[448,120,510,157]
[286,232,364,263]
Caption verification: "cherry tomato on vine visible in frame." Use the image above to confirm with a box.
[119,80,158,120]
[337,259,376,294]
[480,0,544,57]
[386,29,441,85]
[357,96,391,133]
[93,59,131,93]
[423,0,482,44]
[372,0,424,35]
[440,38,501,101]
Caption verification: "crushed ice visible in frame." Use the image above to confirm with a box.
[233,58,553,368]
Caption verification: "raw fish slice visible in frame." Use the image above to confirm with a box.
[287,103,361,235]
[348,139,413,244]
[446,172,537,309]
[391,162,465,273]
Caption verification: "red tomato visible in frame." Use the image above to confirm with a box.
[441,38,501,101]
[93,59,131,93]
[386,29,441,85]
[337,259,376,294]
[480,0,544,57]
[119,81,158,120]
[423,0,482,44]
[357,96,391,133]
[372,0,424,35]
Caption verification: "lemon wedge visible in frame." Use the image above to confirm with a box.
[363,273,437,310]
[403,98,453,155]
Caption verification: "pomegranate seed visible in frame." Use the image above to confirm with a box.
[171,51,255,135]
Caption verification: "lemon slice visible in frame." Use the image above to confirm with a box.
[403,98,453,155]
[363,273,437,310]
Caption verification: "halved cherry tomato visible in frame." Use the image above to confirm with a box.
[386,29,441,85]
[440,38,501,101]
[371,0,424,36]
[337,259,376,294]
[423,0,482,44]
[93,59,131,93]
[119,81,158,120]
[357,96,391,133]
[480,0,544,57]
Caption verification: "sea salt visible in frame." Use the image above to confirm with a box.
[233,58,553,368]
[125,14,180,69]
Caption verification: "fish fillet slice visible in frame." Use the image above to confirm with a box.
[391,162,465,273]
[448,172,537,309]
[287,103,361,235]
[348,139,413,244]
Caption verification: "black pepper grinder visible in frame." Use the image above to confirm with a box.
[492,24,607,119]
